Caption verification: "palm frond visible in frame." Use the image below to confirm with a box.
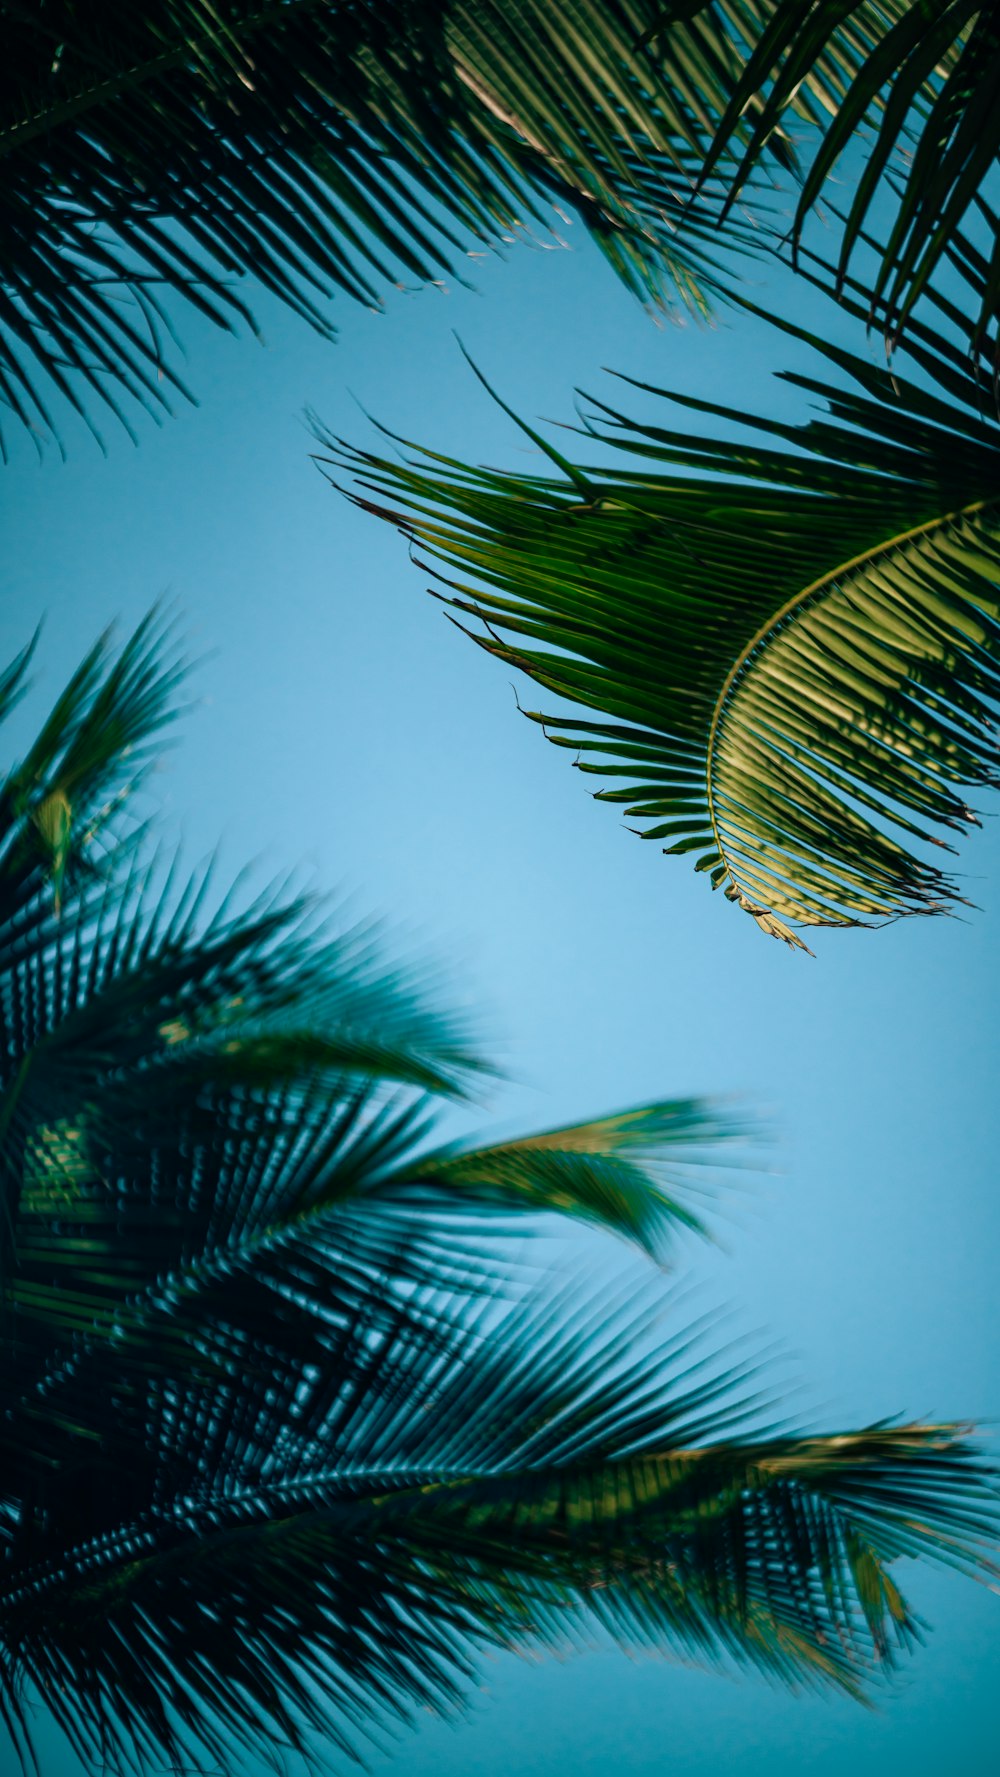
[0,617,733,1469]
[412,1097,741,1254]
[2,623,996,1773]
[0,607,185,918]
[323,262,1000,951]
[653,0,1000,348]
[2,846,728,1403]
[0,0,781,456]
[2,1272,995,1773]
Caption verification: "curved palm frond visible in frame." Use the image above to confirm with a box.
[323,249,1000,952]
[0,616,743,1701]
[0,614,734,1312]
[0,0,786,457]
[413,1096,734,1252]
[3,1268,996,1774]
[648,0,1000,348]
[2,622,996,1771]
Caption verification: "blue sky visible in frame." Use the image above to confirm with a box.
[1,212,998,1773]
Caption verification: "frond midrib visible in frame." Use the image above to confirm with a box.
[4,1417,983,1616]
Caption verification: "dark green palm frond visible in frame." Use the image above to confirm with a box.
[323,266,1000,952]
[0,618,733,1465]
[0,0,786,457]
[0,608,185,910]
[3,846,729,1402]
[2,624,996,1772]
[651,0,1000,348]
[3,1271,995,1773]
[0,804,729,1332]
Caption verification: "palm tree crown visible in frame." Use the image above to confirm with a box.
[0,616,996,1773]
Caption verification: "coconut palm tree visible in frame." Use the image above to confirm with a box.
[1,613,997,1774]
[323,219,1000,952]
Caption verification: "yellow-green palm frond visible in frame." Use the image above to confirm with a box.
[323,264,1000,951]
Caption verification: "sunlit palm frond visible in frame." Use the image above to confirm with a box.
[3,1272,995,1773]
[323,249,1000,952]
[0,0,776,456]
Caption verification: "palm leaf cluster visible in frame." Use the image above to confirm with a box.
[1,619,997,1773]
[3,0,982,456]
[672,0,1000,348]
[3,1,997,454]
[324,243,1000,950]
[9,1267,999,1774]
[0,0,779,456]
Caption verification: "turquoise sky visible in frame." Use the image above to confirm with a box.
[2,211,998,1774]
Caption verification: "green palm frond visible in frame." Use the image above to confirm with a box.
[0,613,736,1476]
[648,0,1000,348]
[0,617,732,1308]
[413,1097,734,1253]
[0,0,782,457]
[323,255,1000,952]
[2,621,996,1772]
[0,607,184,915]
[3,1269,996,1773]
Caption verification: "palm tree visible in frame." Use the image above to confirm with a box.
[1,613,997,1774]
[323,223,1000,953]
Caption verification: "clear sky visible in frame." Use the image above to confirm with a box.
[1,210,998,1776]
